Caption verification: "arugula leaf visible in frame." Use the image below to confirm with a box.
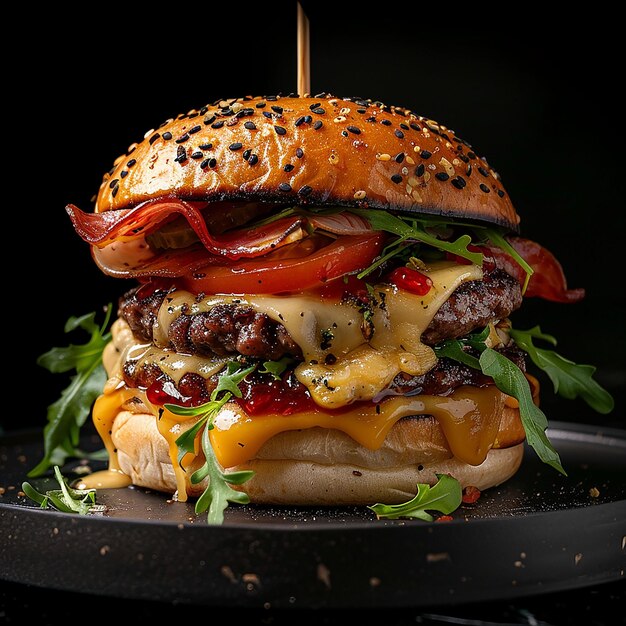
[484,228,534,294]
[259,356,296,380]
[349,208,484,266]
[166,361,257,523]
[510,327,614,414]
[30,307,112,477]
[434,327,565,474]
[22,466,104,515]
[192,423,254,525]
[368,474,462,521]
[479,348,565,474]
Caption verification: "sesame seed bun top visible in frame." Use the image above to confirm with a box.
[96,94,521,231]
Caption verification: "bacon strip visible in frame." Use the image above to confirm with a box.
[488,236,585,303]
[66,199,303,260]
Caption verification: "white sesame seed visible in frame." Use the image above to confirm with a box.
[406,156,415,165]
[354,190,366,200]
[376,153,391,161]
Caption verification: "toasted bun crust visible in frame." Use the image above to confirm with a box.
[96,95,520,231]
[110,402,525,505]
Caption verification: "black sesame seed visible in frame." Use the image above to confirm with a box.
[127,159,136,167]
[357,108,366,114]
[255,102,266,108]
[390,174,403,184]
[229,142,243,151]
[191,151,203,159]
[309,102,321,110]
[298,185,313,196]
[478,166,489,177]
[451,176,466,189]
[200,106,208,115]
[467,151,476,159]
[208,157,217,168]
[366,116,377,123]
[409,122,421,131]
[262,111,273,119]
[394,152,405,163]
[162,132,172,140]
[271,105,284,114]
[420,150,432,159]
[304,115,312,124]
[189,125,201,134]
[313,120,323,130]
[415,164,425,177]
[111,186,119,198]
[203,114,216,126]
[200,159,210,169]
[244,121,256,130]
[243,149,251,161]
[248,154,259,165]
[466,164,472,177]
[295,116,305,127]
[341,130,348,137]
[109,179,119,189]
[284,163,294,172]
[458,154,470,163]
[400,123,409,131]
[435,172,449,181]
[211,120,224,129]
[120,170,128,178]
[274,125,287,135]
[175,133,189,144]
[311,107,325,115]
[394,129,405,139]
[480,183,490,193]
[381,119,392,126]
[199,143,213,150]
[175,146,187,162]
[278,182,292,192]
[296,148,304,158]
[149,133,160,145]
[347,125,361,135]
[497,189,505,197]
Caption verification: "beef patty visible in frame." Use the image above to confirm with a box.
[119,268,522,361]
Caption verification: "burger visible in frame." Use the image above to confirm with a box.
[54,94,611,519]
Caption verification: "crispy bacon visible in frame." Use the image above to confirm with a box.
[488,236,585,303]
[66,199,303,260]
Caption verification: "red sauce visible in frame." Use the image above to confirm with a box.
[388,266,433,295]
[236,373,318,416]
[146,378,203,407]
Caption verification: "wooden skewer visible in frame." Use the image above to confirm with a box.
[297,2,310,96]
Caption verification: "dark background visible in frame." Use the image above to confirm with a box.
[9,6,624,431]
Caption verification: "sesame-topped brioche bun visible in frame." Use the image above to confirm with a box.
[95,94,520,231]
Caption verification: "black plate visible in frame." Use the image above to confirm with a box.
[1,422,625,608]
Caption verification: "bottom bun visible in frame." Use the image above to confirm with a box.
[111,406,524,505]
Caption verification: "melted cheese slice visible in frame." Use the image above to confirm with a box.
[92,259,493,499]
[91,383,505,500]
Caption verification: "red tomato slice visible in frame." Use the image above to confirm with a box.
[179,233,385,295]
